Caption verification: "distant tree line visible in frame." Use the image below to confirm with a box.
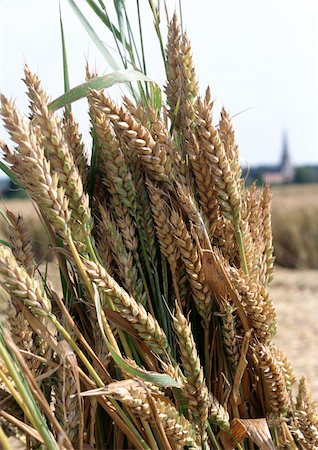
[293,166,318,183]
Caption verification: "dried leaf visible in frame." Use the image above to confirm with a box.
[231,418,275,450]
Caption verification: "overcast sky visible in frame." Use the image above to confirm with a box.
[1,0,318,167]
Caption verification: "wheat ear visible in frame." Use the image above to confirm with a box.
[98,206,145,304]
[293,410,318,448]
[195,98,242,226]
[207,394,230,431]
[89,90,172,182]
[185,133,221,236]
[0,245,51,317]
[6,210,35,276]
[146,180,179,270]
[84,261,169,356]
[62,112,89,186]
[261,185,275,285]
[55,359,80,445]
[173,305,209,440]
[170,208,212,321]
[255,343,290,415]
[219,108,241,185]
[296,377,318,425]
[89,99,137,215]
[271,346,296,393]
[0,96,71,237]
[230,267,274,342]
[104,379,200,449]
[23,66,91,239]
[219,302,240,371]
[166,12,183,127]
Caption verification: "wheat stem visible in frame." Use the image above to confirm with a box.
[50,315,104,387]
[67,234,121,354]
[0,335,58,450]
[206,422,222,450]
[0,425,11,450]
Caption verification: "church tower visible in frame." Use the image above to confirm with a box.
[280,133,294,182]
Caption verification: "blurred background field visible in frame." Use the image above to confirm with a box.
[272,183,318,269]
[1,183,317,399]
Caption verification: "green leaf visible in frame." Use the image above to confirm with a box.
[84,0,124,46]
[66,0,120,70]
[114,0,128,68]
[48,69,150,111]
[59,2,71,117]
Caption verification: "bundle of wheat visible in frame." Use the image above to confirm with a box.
[0,12,316,450]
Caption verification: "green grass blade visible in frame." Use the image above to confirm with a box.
[124,6,143,71]
[113,0,128,68]
[150,82,162,112]
[137,0,147,76]
[48,69,150,111]
[88,0,126,68]
[0,332,59,450]
[66,0,120,70]
[59,2,71,117]
[85,0,125,45]
[148,0,167,72]
[84,0,138,67]
[122,5,148,100]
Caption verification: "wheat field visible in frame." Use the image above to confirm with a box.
[272,183,318,268]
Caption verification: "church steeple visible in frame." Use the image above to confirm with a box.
[280,132,294,182]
